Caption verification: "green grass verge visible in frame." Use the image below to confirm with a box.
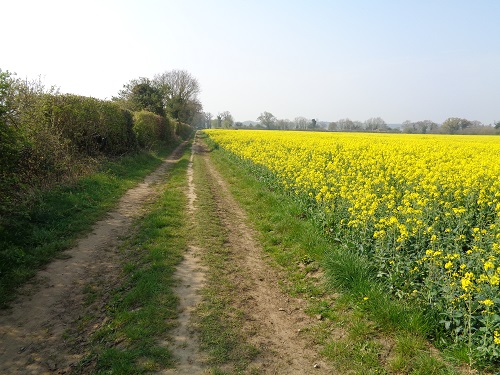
[0,144,178,308]
[202,135,462,375]
[75,145,190,374]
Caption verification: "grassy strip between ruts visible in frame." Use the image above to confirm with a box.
[0,144,179,308]
[74,144,191,374]
[201,133,464,375]
[190,148,260,374]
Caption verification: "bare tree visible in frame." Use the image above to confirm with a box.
[219,111,234,128]
[328,122,338,131]
[364,117,387,131]
[257,111,277,129]
[337,118,354,131]
[276,118,292,130]
[294,116,308,130]
[153,70,202,123]
[204,112,213,128]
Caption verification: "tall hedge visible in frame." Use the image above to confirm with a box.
[133,110,174,149]
[43,94,136,156]
[175,121,194,140]
[1,85,192,228]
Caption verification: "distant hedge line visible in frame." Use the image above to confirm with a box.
[0,93,192,224]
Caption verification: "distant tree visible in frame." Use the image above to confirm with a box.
[364,117,387,131]
[191,112,208,129]
[276,118,292,130]
[352,121,364,130]
[328,121,338,131]
[337,118,354,131]
[402,120,415,133]
[421,120,439,133]
[402,120,439,134]
[471,120,483,127]
[203,112,213,128]
[294,116,308,130]
[441,117,472,134]
[257,111,277,129]
[495,120,500,130]
[220,111,234,128]
[211,118,220,128]
[317,121,329,130]
[308,118,318,129]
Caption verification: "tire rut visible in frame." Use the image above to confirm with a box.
[197,141,334,374]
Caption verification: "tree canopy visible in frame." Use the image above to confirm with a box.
[114,70,202,125]
[257,111,276,129]
[154,70,202,124]
[115,77,164,116]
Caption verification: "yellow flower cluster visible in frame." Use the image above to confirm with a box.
[205,129,500,358]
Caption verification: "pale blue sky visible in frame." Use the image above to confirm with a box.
[2,0,499,124]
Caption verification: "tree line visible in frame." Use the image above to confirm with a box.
[198,109,500,135]
[0,68,201,226]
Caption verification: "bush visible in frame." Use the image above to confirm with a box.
[133,110,173,149]
[175,121,193,139]
[44,94,137,156]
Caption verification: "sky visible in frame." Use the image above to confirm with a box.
[2,0,499,125]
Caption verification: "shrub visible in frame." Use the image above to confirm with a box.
[175,121,193,140]
[133,110,173,149]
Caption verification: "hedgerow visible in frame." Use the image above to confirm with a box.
[0,74,192,229]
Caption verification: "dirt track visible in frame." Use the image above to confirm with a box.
[163,137,333,374]
[0,143,187,374]
[0,138,334,374]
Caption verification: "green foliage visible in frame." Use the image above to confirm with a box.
[43,94,137,156]
[0,88,142,227]
[0,69,188,305]
[175,121,194,140]
[114,77,165,116]
[133,110,173,149]
[0,70,23,215]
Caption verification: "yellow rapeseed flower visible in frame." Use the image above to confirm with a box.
[484,261,495,271]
